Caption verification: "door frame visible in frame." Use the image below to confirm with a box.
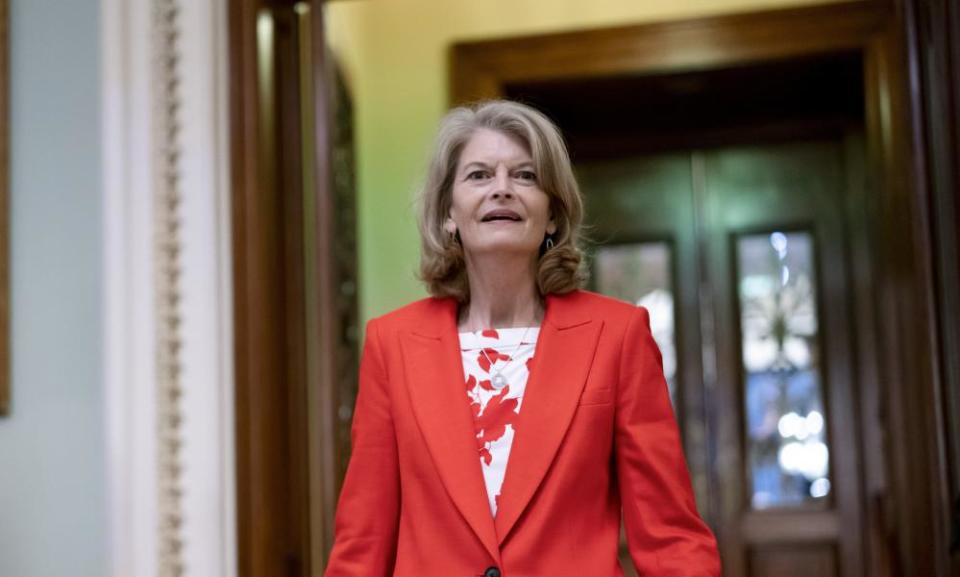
[451,1,949,575]
[229,0,344,575]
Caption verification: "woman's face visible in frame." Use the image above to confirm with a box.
[446,128,556,262]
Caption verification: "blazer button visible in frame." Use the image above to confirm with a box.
[483,567,501,577]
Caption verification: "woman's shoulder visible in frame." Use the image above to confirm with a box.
[544,289,649,335]
[367,296,457,332]
[554,291,656,354]
[551,289,642,317]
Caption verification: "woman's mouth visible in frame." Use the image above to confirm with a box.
[481,209,522,222]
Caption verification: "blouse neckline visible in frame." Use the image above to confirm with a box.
[457,326,540,350]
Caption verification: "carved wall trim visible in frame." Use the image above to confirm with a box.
[153,0,186,574]
[103,0,235,575]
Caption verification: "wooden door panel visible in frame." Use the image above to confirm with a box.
[704,141,862,577]
[579,139,864,577]
[748,544,838,577]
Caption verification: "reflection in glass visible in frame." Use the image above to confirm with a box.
[738,232,830,509]
[594,243,676,405]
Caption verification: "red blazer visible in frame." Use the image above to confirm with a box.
[325,289,720,577]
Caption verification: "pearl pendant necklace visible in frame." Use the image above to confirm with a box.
[479,325,532,390]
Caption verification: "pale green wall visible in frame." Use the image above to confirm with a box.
[325,0,844,324]
[0,0,106,575]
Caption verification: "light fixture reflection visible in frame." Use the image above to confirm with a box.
[810,477,831,498]
[770,231,788,257]
[806,410,824,435]
[777,440,829,480]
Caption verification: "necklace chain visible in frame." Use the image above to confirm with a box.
[478,326,533,389]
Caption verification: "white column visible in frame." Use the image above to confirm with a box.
[101,0,236,575]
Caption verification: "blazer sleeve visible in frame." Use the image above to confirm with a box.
[615,306,721,576]
[325,318,400,577]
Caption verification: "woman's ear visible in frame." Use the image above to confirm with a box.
[546,205,557,236]
[444,217,457,235]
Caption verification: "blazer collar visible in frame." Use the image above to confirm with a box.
[401,291,603,553]
[409,290,594,338]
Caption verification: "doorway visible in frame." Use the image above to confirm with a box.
[506,52,867,577]
[450,3,928,575]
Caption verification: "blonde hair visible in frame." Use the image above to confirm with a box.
[416,100,586,303]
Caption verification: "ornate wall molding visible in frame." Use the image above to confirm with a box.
[153,0,186,574]
[103,0,235,575]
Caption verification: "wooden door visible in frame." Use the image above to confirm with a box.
[578,138,864,577]
[230,1,357,575]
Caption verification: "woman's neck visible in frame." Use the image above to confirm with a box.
[459,253,543,331]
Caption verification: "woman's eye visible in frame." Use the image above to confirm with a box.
[516,170,538,182]
[466,170,489,181]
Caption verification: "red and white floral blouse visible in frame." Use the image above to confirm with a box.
[458,326,540,517]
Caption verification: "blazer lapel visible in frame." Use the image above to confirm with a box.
[494,292,603,543]
[400,298,501,562]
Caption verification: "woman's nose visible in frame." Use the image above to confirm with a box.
[491,168,514,198]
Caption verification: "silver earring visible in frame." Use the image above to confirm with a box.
[545,235,555,250]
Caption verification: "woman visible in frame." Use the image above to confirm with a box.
[325,100,720,577]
